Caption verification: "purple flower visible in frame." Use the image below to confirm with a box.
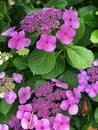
[53,113,70,130]
[8,31,31,50]
[62,7,80,29]
[4,90,17,104]
[51,79,68,89]
[0,124,9,130]
[68,104,78,115]
[1,27,17,37]
[36,34,56,52]
[0,72,5,79]
[60,100,69,111]
[21,113,38,129]
[12,73,23,83]
[35,118,50,130]
[56,24,76,44]
[18,86,31,104]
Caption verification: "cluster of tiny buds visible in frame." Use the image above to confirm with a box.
[0,51,12,65]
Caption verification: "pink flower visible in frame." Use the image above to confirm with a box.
[0,72,5,79]
[35,118,51,130]
[21,112,38,129]
[1,27,17,37]
[8,31,31,50]
[36,34,56,52]
[53,113,70,130]
[4,90,17,104]
[68,104,78,115]
[12,73,23,83]
[0,124,9,130]
[62,7,80,29]
[51,79,68,89]
[18,86,31,104]
[56,24,76,44]
[60,100,69,111]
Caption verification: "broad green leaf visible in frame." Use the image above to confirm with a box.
[91,94,98,102]
[41,55,65,79]
[94,107,98,123]
[28,49,56,75]
[58,65,79,89]
[0,99,13,115]
[66,0,84,5]
[0,62,8,72]
[46,0,68,9]
[79,5,97,17]
[13,57,28,70]
[90,30,98,44]
[83,12,98,28]
[73,18,85,44]
[65,45,94,69]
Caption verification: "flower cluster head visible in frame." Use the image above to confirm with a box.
[20,7,62,34]
[77,60,98,97]
[0,51,12,65]
[0,124,9,130]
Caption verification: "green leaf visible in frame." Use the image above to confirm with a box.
[90,30,98,44]
[58,65,79,89]
[94,107,98,123]
[65,45,94,69]
[13,57,28,70]
[41,55,65,79]
[28,49,56,75]
[0,99,13,115]
[91,94,98,102]
[46,0,68,9]
[79,5,97,17]
[66,0,84,5]
[73,18,85,44]
[83,12,98,28]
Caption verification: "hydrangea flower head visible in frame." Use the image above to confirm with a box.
[63,7,80,29]
[4,90,17,104]
[1,27,17,37]
[12,73,23,83]
[18,86,31,104]
[8,31,31,50]
[36,34,56,52]
[56,24,76,44]
[35,118,50,130]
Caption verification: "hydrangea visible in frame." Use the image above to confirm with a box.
[12,73,23,83]
[36,34,56,52]
[0,124,9,130]
[56,24,76,44]
[4,90,17,104]
[8,31,31,50]
[35,118,50,130]
[62,7,80,29]
[0,72,5,79]
[18,86,31,104]
[53,113,70,130]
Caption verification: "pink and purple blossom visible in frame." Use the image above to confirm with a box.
[0,124,9,130]
[36,34,56,52]
[62,7,80,29]
[35,118,50,130]
[8,31,31,50]
[12,73,23,83]
[1,27,17,37]
[0,72,5,79]
[18,86,31,104]
[4,90,17,104]
[56,24,76,44]
[53,113,70,130]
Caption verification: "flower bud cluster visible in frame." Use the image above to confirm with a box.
[0,51,12,65]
